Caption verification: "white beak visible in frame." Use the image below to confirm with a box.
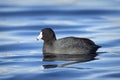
[36,32,43,41]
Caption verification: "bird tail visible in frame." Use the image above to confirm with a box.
[97,45,101,48]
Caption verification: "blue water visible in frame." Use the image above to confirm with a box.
[0,2,120,80]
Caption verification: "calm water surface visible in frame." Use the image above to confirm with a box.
[0,5,120,80]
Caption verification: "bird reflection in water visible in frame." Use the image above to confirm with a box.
[42,53,97,69]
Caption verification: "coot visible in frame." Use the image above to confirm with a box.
[37,28,101,57]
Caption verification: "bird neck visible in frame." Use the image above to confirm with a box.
[44,38,56,44]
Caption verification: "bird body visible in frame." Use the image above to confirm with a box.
[37,28,101,57]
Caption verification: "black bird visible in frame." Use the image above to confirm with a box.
[37,28,101,57]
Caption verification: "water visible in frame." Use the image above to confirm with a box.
[0,2,120,80]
